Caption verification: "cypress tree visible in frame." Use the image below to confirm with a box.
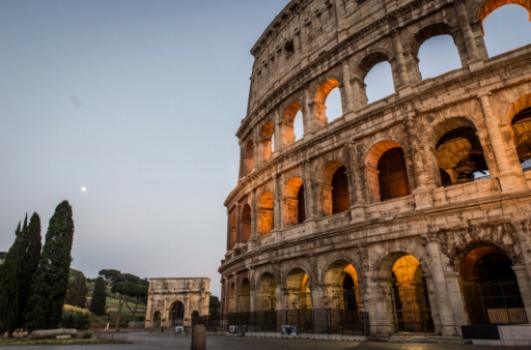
[90,277,107,316]
[0,221,24,336]
[25,201,74,331]
[19,213,42,328]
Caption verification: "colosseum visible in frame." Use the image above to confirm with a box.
[219,0,531,339]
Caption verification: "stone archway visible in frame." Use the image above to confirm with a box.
[390,255,434,332]
[153,311,161,329]
[323,260,364,334]
[169,301,185,327]
[460,244,528,324]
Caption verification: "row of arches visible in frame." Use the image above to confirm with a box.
[225,243,527,332]
[230,102,531,248]
[242,3,531,177]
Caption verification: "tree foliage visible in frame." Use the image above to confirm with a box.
[209,295,221,319]
[65,269,87,308]
[0,213,42,335]
[89,277,107,316]
[25,201,74,331]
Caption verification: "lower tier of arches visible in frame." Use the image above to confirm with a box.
[220,222,531,337]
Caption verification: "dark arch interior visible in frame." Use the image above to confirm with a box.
[462,248,527,325]
[512,107,531,169]
[378,148,410,201]
[332,166,349,213]
[342,274,358,312]
[170,302,185,326]
[297,184,306,224]
[241,204,252,242]
[436,126,489,186]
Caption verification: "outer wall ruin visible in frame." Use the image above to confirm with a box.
[219,0,531,338]
[145,278,210,329]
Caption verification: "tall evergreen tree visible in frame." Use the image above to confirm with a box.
[65,269,87,308]
[25,201,74,331]
[90,277,107,316]
[0,221,25,335]
[18,213,42,329]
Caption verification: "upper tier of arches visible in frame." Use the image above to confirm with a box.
[239,0,531,174]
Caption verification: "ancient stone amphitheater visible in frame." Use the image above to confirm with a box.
[219,0,531,338]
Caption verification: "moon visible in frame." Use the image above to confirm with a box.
[81,186,88,193]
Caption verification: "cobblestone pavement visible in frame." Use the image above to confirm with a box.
[2,332,530,350]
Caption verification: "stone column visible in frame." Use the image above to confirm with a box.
[235,203,241,245]
[303,160,317,221]
[226,208,231,251]
[302,86,315,135]
[364,276,395,336]
[445,270,469,333]
[273,174,283,230]
[351,76,368,111]
[479,94,527,192]
[512,264,531,323]
[409,116,437,209]
[426,239,459,336]
[455,1,488,66]
[273,110,282,155]
[250,190,258,248]
[347,144,367,222]
[392,30,421,89]
[341,60,355,114]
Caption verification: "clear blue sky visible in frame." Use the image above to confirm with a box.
[0,1,529,296]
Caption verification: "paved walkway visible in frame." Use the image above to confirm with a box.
[2,332,530,350]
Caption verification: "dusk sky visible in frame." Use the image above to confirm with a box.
[1,1,529,296]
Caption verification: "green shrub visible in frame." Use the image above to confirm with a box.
[61,305,90,330]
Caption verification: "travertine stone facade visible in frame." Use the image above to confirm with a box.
[145,278,210,328]
[220,0,531,338]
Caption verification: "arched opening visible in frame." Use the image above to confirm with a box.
[239,279,251,313]
[482,3,531,57]
[324,261,361,311]
[240,204,252,242]
[323,261,362,334]
[257,191,274,235]
[461,245,527,324]
[378,148,410,201]
[285,268,313,331]
[153,311,161,329]
[358,51,396,103]
[260,121,275,163]
[366,141,410,202]
[282,102,304,146]
[283,177,305,226]
[242,140,254,176]
[332,166,349,213]
[511,106,531,170]
[415,24,462,80]
[364,61,395,103]
[228,282,237,313]
[285,268,312,310]
[294,110,304,142]
[257,273,277,311]
[434,118,489,186]
[315,78,343,125]
[170,301,185,327]
[228,209,237,250]
[256,273,277,331]
[391,255,434,332]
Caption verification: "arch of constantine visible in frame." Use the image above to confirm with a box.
[219,0,531,338]
[144,277,210,329]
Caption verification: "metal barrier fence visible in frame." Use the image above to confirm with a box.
[202,309,370,335]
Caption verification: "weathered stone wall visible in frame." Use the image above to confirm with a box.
[145,278,210,328]
[220,0,531,337]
